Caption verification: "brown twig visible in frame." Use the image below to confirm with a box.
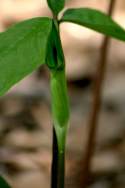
[81,0,116,187]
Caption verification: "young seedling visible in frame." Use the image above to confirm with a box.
[0,0,125,188]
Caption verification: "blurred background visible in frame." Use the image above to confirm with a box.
[0,0,125,188]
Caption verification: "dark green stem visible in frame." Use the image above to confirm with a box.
[51,127,65,188]
[57,148,65,188]
[51,127,58,188]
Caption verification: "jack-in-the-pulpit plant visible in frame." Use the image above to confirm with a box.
[1,0,125,188]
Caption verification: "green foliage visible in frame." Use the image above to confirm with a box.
[61,8,125,41]
[0,17,52,96]
[47,0,65,15]
[0,176,11,188]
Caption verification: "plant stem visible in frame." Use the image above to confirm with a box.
[81,0,116,187]
[51,13,69,188]
[51,127,58,188]
[51,127,65,188]
[57,145,65,188]
[51,69,69,188]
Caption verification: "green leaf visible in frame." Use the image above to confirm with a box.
[0,17,52,96]
[0,176,12,188]
[61,8,125,41]
[47,0,65,15]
